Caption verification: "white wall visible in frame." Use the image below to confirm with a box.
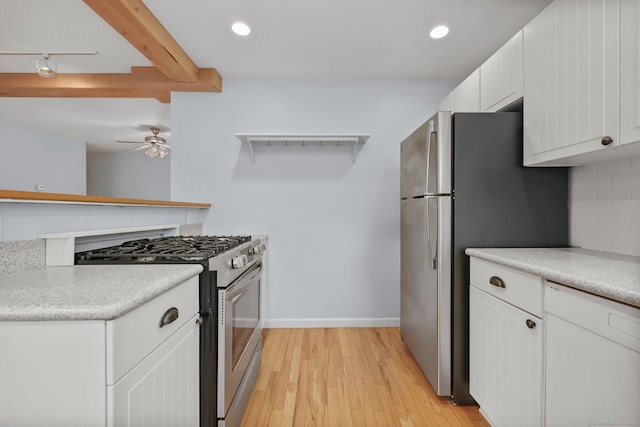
[87,152,170,200]
[0,118,86,195]
[170,79,457,326]
[569,155,640,256]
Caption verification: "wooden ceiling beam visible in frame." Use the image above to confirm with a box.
[0,67,221,103]
[83,0,200,83]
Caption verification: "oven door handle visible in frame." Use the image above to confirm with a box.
[226,261,263,298]
[231,262,264,289]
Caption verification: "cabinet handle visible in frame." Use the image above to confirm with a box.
[160,307,179,327]
[601,136,613,146]
[489,276,505,288]
[526,319,536,329]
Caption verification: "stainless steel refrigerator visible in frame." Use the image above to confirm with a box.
[400,110,568,405]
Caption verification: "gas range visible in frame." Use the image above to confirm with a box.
[75,234,267,427]
[76,235,266,287]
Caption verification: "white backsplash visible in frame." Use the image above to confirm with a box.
[570,155,640,256]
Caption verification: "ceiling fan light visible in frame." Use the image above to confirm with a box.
[36,54,56,78]
[158,146,170,158]
[145,146,159,158]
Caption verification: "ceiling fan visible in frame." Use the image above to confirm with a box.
[117,127,171,158]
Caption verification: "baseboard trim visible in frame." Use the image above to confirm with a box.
[263,317,400,329]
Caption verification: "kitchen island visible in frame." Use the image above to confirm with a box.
[0,264,203,427]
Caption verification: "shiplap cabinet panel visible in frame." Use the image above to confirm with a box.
[437,92,451,112]
[469,286,543,427]
[436,69,480,113]
[449,68,481,113]
[523,0,620,166]
[621,0,640,146]
[480,30,523,112]
[108,314,200,427]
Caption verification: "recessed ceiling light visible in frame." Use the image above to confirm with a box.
[430,25,449,39]
[232,22,251,36]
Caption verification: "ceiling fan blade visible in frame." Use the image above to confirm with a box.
[125,144,151,153]
[117,140,145,144]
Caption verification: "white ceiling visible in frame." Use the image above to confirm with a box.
[0,0,551,152]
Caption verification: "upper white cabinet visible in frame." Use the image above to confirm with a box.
[523,0,620,166]
[620,0,640,146]
[437,92,451,112]
[444,68,481,113]
[480,30,524,112]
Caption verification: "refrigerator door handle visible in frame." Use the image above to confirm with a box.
[426,120,437,194]
[426,196,438,270]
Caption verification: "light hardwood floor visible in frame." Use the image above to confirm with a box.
[240,328,488,426]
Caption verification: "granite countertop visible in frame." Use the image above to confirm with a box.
[0,264,203,321]
[465,247,640,308]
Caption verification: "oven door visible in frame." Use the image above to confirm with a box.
[217,260,263,418]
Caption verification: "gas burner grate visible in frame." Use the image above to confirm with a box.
[75,235,252,262]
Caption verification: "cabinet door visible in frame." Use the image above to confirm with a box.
[437,93,451,112]
[108,314,200,427]
[523,0,619,166]
[621,0,640,145]
[469,286,543,427]
[480,30,523,112]
[449,69,481,113]
[545,313,640,426]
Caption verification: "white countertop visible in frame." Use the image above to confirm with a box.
[0,264,203,321]
[465,247,640,308]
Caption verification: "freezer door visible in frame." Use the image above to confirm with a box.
[400,196,451,396]
[400,111,452,198]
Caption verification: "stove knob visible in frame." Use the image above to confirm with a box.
[249,245,262,255]
[231,255,248,269]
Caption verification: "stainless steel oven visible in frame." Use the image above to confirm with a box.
[217,259,263,427]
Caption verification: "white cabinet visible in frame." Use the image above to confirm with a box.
[0,276,200,427]
[620,0,640,146]
[523,0,620,166]
[436,92,451,112]
[480,30,523,112]
[469,259,543,426]
[438,68,480,113]
[544,282,640,427]
[108,314,199,427]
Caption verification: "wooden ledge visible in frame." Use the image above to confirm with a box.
[0,189,211,208]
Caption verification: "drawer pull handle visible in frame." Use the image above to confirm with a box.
[160,307,179,327]
[526,319,536,329]
[601,136,613,146]
[489,276,505,288]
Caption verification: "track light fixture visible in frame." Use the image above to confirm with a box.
[36,54,56,78]
[0,51,99,78]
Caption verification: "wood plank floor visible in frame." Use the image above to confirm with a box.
[240,328,489,426]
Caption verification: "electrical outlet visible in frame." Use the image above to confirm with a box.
[35,184,45,192]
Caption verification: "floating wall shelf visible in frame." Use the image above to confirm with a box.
[234,134,370,163]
